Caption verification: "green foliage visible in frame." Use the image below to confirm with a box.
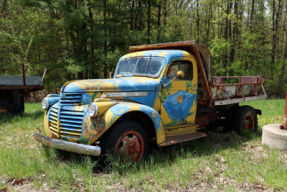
[0,0,287,97]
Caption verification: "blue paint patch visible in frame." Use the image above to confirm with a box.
[160,76,171,89]
[91,79,160,107]
[47,97,60,108]
[108,103,163,132]
[81,93,91,104]
[122,90,159,107]
[63,82,86,93]
[163,91,196,121]
[110,104,131,116]
[109,79,160,107]
[47,102,59,122]
[113,78,160,91]
[140,105,162,132]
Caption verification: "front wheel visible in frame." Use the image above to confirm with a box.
[100,120,148,162]
[232,106,258,134]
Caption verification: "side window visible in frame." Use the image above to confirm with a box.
[166,61,193,80]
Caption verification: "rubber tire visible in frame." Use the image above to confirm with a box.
[100,120,149,163]
[0,101,14,115]
[223,106,239,133]
[232,106,258,134]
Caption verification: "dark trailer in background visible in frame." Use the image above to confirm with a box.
[0,64,45,115]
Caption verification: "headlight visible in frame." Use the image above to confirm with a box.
[41,97,49,110]
[88,102,98,118]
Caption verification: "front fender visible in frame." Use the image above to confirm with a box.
[80,102,166,145]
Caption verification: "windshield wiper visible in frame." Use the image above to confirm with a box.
[132,57,140,76]
[144,55,152,73]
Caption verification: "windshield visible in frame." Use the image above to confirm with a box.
[115,57,164,78]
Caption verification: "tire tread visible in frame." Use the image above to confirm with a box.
[232,105,258,134]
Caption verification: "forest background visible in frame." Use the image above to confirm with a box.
[0,0,286,98]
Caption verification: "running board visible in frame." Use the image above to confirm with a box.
[158,131,207,147]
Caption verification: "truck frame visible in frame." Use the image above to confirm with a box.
[34,41,267,162]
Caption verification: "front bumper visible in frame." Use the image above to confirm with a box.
[33,131,101,156]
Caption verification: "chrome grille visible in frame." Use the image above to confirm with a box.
[60,93,82,105]
[48,106,84,140]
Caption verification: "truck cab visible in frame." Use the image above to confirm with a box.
[34,41,267,162]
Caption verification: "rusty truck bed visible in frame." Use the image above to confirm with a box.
[210,75,267,106]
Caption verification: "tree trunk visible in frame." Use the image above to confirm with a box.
[163,0,167,27]
[250,0,255,30]
[130,0,134,30]
[223,0,229,74]
[230,0,238,65]
[103,0,108,78]
[218,5,220,39]
[271,0,282,80]
[157,0,161,42]
[280,0,287,87]
[196,0,200,42]
[147,0,151,44]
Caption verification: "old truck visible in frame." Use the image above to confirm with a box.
[0,64,45,115]
[33,41,267,162]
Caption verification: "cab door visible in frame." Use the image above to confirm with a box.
[159,59,198,134]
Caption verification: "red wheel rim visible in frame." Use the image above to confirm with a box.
[115,131,144,162]
[0,107,9,115]
[243,114,254,132]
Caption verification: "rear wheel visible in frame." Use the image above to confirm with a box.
[100,120,148,162]
[232,106,258,134]
[0,101,13,116]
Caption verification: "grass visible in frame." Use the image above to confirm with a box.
[0,100,287,191]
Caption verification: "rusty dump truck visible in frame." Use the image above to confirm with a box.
[0,64,45,115]
[34,41,267,162]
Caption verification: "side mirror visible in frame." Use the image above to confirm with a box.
[163,70,185,88]
[176,70,185,79]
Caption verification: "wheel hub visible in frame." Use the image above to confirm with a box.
[115,131,144,162]
[243,114,254,132]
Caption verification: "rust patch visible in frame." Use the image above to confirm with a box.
[195,113,217,129]
[280,91,287,130]
[80,114,106,144]
[159,131,207,147]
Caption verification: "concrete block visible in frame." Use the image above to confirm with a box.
[262,124,287,150]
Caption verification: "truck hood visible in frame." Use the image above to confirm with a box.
[63,78,160,93]
[62,78,161,107]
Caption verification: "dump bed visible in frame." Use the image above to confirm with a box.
[129,41,267,106]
